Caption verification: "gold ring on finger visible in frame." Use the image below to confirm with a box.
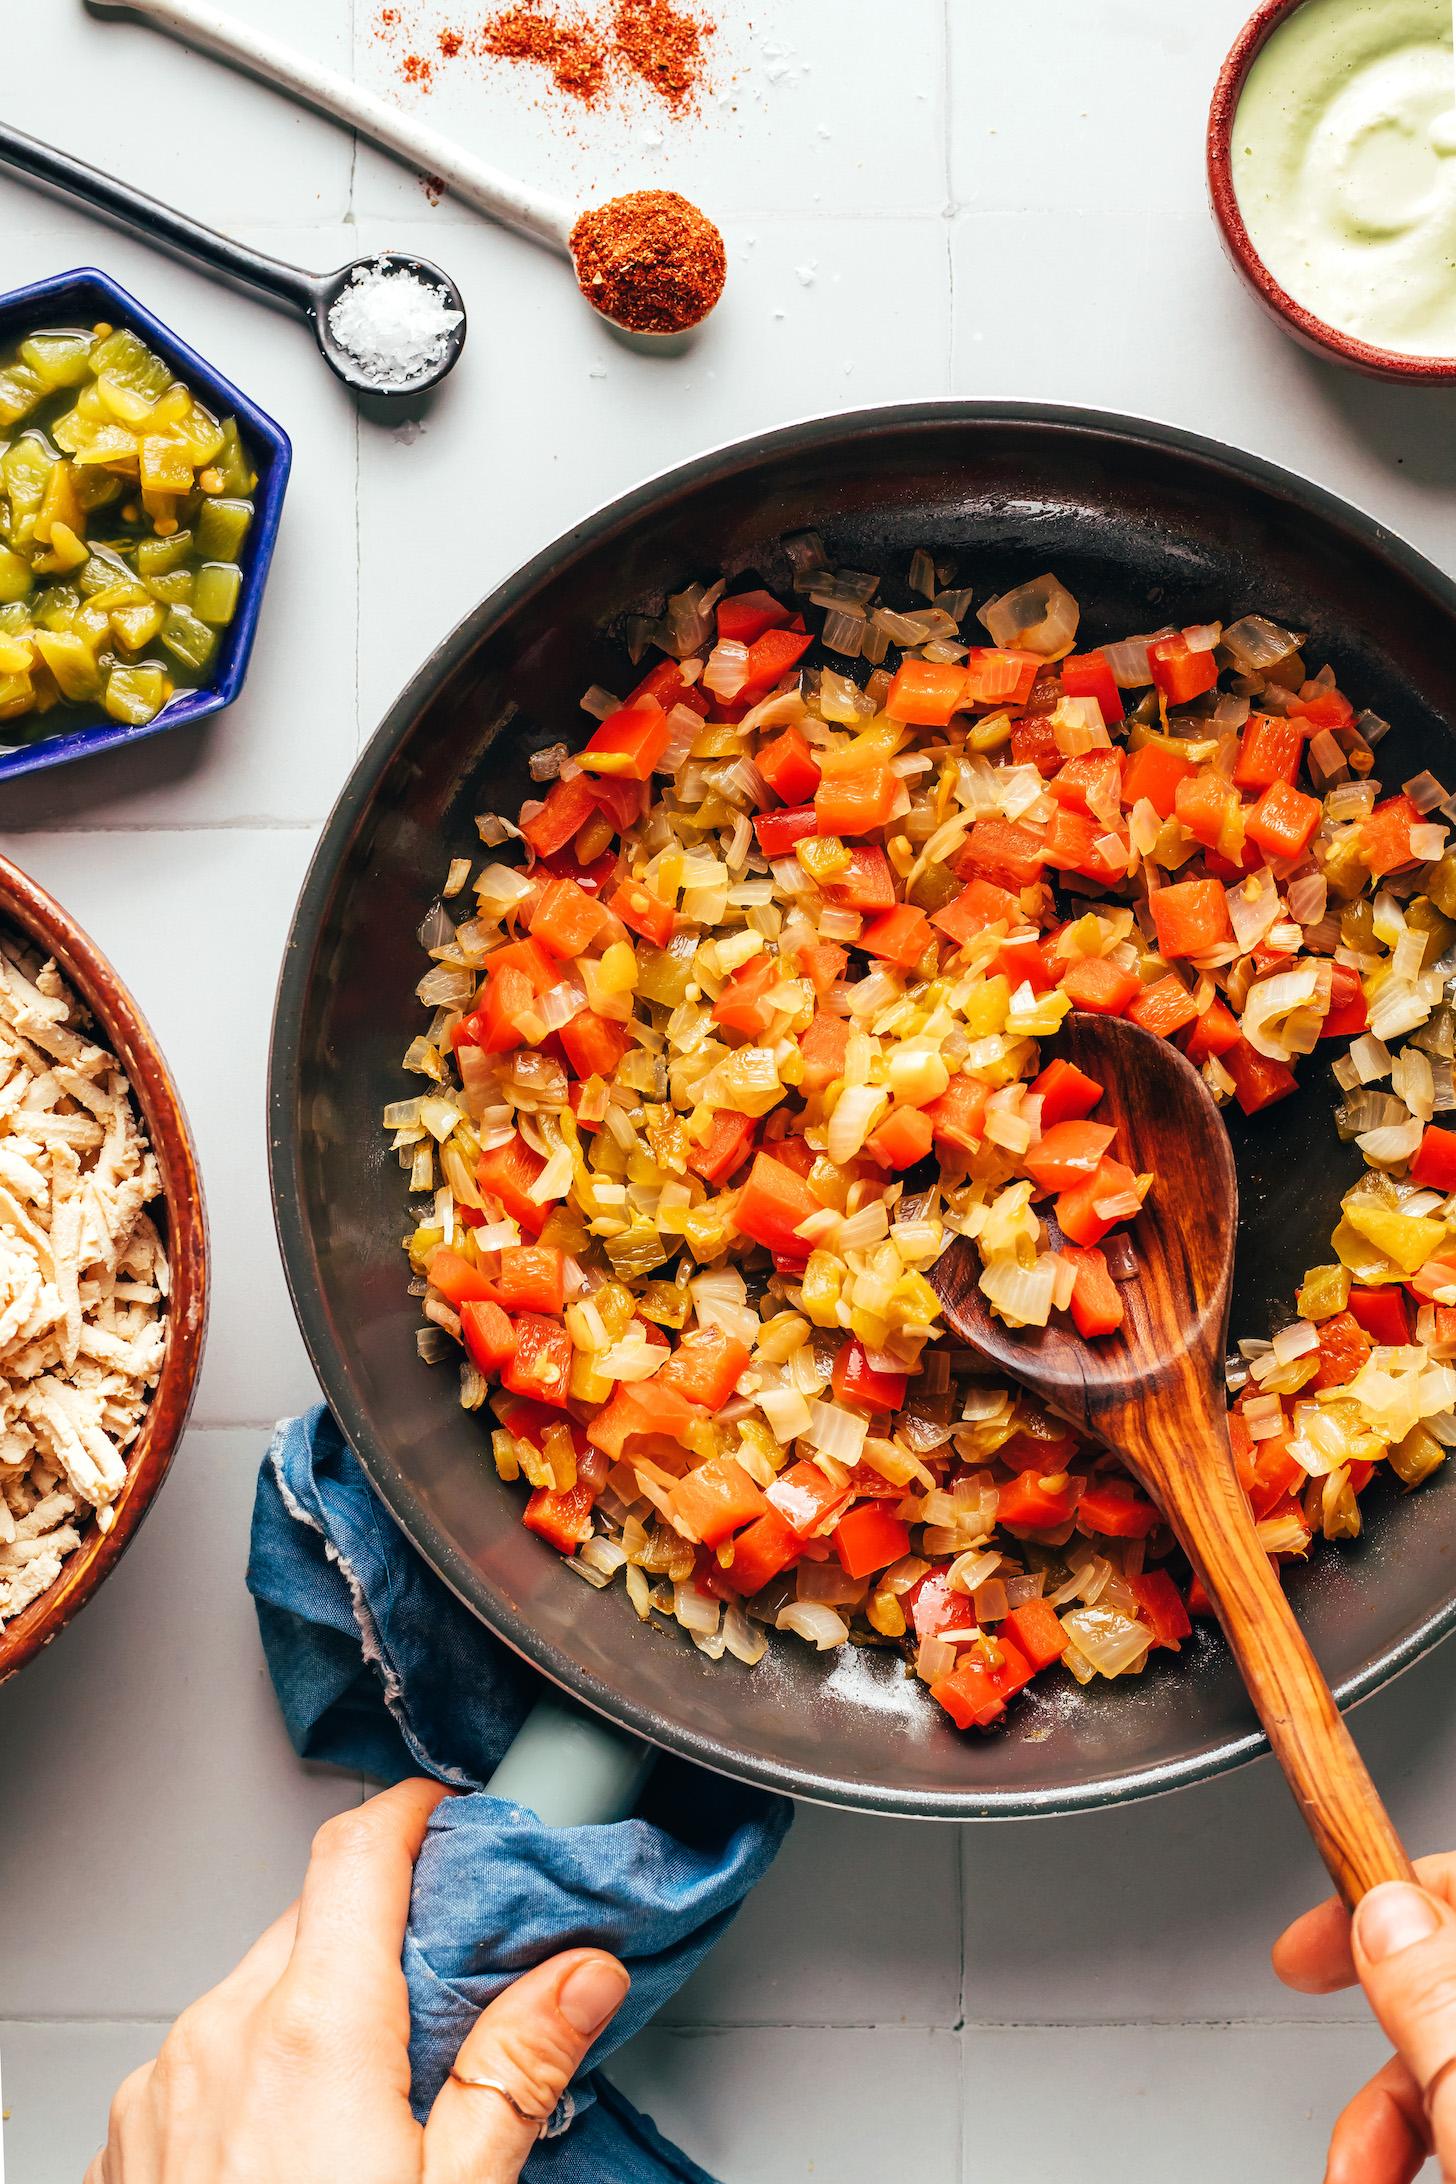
[448,2068,554,2137]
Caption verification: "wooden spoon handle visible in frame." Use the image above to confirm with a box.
[1158,1434,1413,1908]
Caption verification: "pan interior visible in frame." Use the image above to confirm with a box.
[271,407,1456,1818]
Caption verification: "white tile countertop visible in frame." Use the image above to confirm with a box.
[3,2,1455,2177]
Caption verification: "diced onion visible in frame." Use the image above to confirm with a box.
[776,1601,849,1650]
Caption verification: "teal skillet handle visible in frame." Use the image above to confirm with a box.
[485,1696,656,1825]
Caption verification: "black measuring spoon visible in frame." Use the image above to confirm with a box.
[0,121,467,398]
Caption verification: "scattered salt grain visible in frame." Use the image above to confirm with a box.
[327,260,463,387]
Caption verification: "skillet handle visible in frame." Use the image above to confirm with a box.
[485,1695,655,1825]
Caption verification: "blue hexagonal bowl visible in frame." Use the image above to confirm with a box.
[0,266,291,783]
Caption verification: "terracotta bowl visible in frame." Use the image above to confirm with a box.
[1208,0,1456,383]
[0,852,207,1684]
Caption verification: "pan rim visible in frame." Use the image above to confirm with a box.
[268,398,1456,1819]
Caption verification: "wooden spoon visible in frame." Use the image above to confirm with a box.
[930,1011,1413,1907]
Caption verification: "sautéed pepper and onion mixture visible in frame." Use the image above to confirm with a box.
[388,545,1456,1733]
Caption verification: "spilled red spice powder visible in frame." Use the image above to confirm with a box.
[371,0,712,114]
[479,4,609,106]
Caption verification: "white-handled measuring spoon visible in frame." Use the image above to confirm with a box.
[87,0,727,335]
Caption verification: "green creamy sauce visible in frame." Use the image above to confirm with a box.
[1233,0,1456,356]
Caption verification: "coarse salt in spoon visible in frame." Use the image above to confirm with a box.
[0,119,466,398]
[88,0,728,338]
[931,1011,1415,1908]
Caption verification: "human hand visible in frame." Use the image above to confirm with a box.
[1276,1857,1456,2183]
[87,1776,630,2183]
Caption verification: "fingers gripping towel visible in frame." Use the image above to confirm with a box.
[247,1406,792,2184]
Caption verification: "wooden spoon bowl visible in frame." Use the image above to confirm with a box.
[0,852,208,1686]
[933,1012,1413,1906]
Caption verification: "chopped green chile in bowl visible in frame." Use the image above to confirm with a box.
[0,267,289,782]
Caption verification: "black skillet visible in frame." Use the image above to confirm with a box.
[268,404,1456,1821]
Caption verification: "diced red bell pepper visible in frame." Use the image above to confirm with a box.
[500,1312,572,1408]
[608,877,675,946]
[931,1639,1036,1730]
[1043,807,1129,885]
[1031,1058,1104,1125]
[1347,1284,1412,1344]
[1413,1124,1456,1191]
[766,1458,852,1540]
[626,657,710,716]
[1149,632,1219,705]
[884,658,969,725]
[578,695,670,780]
[1059,955,1140,1015]
[1246,778,1322,861]
[931,877,1022,946]
[814,760,903,837]
[733,1153,822,1259]
[560,1010,633,1080]
[483,1245,567,1316]
[428,1247,499,1309]
[1050,749,1123,816]
[956,818,1048,890]
[831,1338,907,1415]
[1012,716,1062,776]
[586,1381,701,1459]
[999,1428,1079,1476]
[477,1134,549,1236]
[797,938,849,996]
[1024,1120,1118,1193]
[687,1109,757,1187]
[1063,1244,1126,1338]
[1289,687,1355,731]
[738,625,814,706]
[1002,1596,1070,1670]
[530,874,609,957]
[466,965,535,1053]
[757,724,822,803]
[1320,961,1368,1039]
[962,647,1040,707]
[713,955,782,1039]
[864,1106,935,1170]
[1150,878,1233,958]
[1311,1308,1373,1392]
[669,1456,767,1547]
[1360,794,1422,880]
[460,1298,515,1374]
[995,933,1055,994]
[1078,1479,1159,1538]
[924,1075,991,1154]
[1054,1156,1142,1247]
[861,903,933,969]
[723,1506,802,1594]
[766,1135,816,1178]
[753,803,819,859]
[659,1325,753,1410]
[523,1479,597,1554]
[821,845,897,913]
[519,773,600,858]
[1121,740,1194,819]
[489,936,564,994]
[717,587,792,646]
[1183,996,1242,1061]
[833,1502,912,1579]
[995,1472,1081,1528]
[1127,1570,1192,1651]
[798,1011,852,1093]
[1234,713,1304,791]
[1060,649,1124,726]
[1222,1037,1298,1115]
[1127,973,1200,1039]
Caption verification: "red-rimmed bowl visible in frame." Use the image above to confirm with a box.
[0,851,208,1684]
[1208,0,1456,383]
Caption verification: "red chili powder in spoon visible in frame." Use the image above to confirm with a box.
[570,189,725,333]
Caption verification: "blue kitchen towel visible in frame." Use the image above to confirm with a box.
[246,1405,791,2184]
